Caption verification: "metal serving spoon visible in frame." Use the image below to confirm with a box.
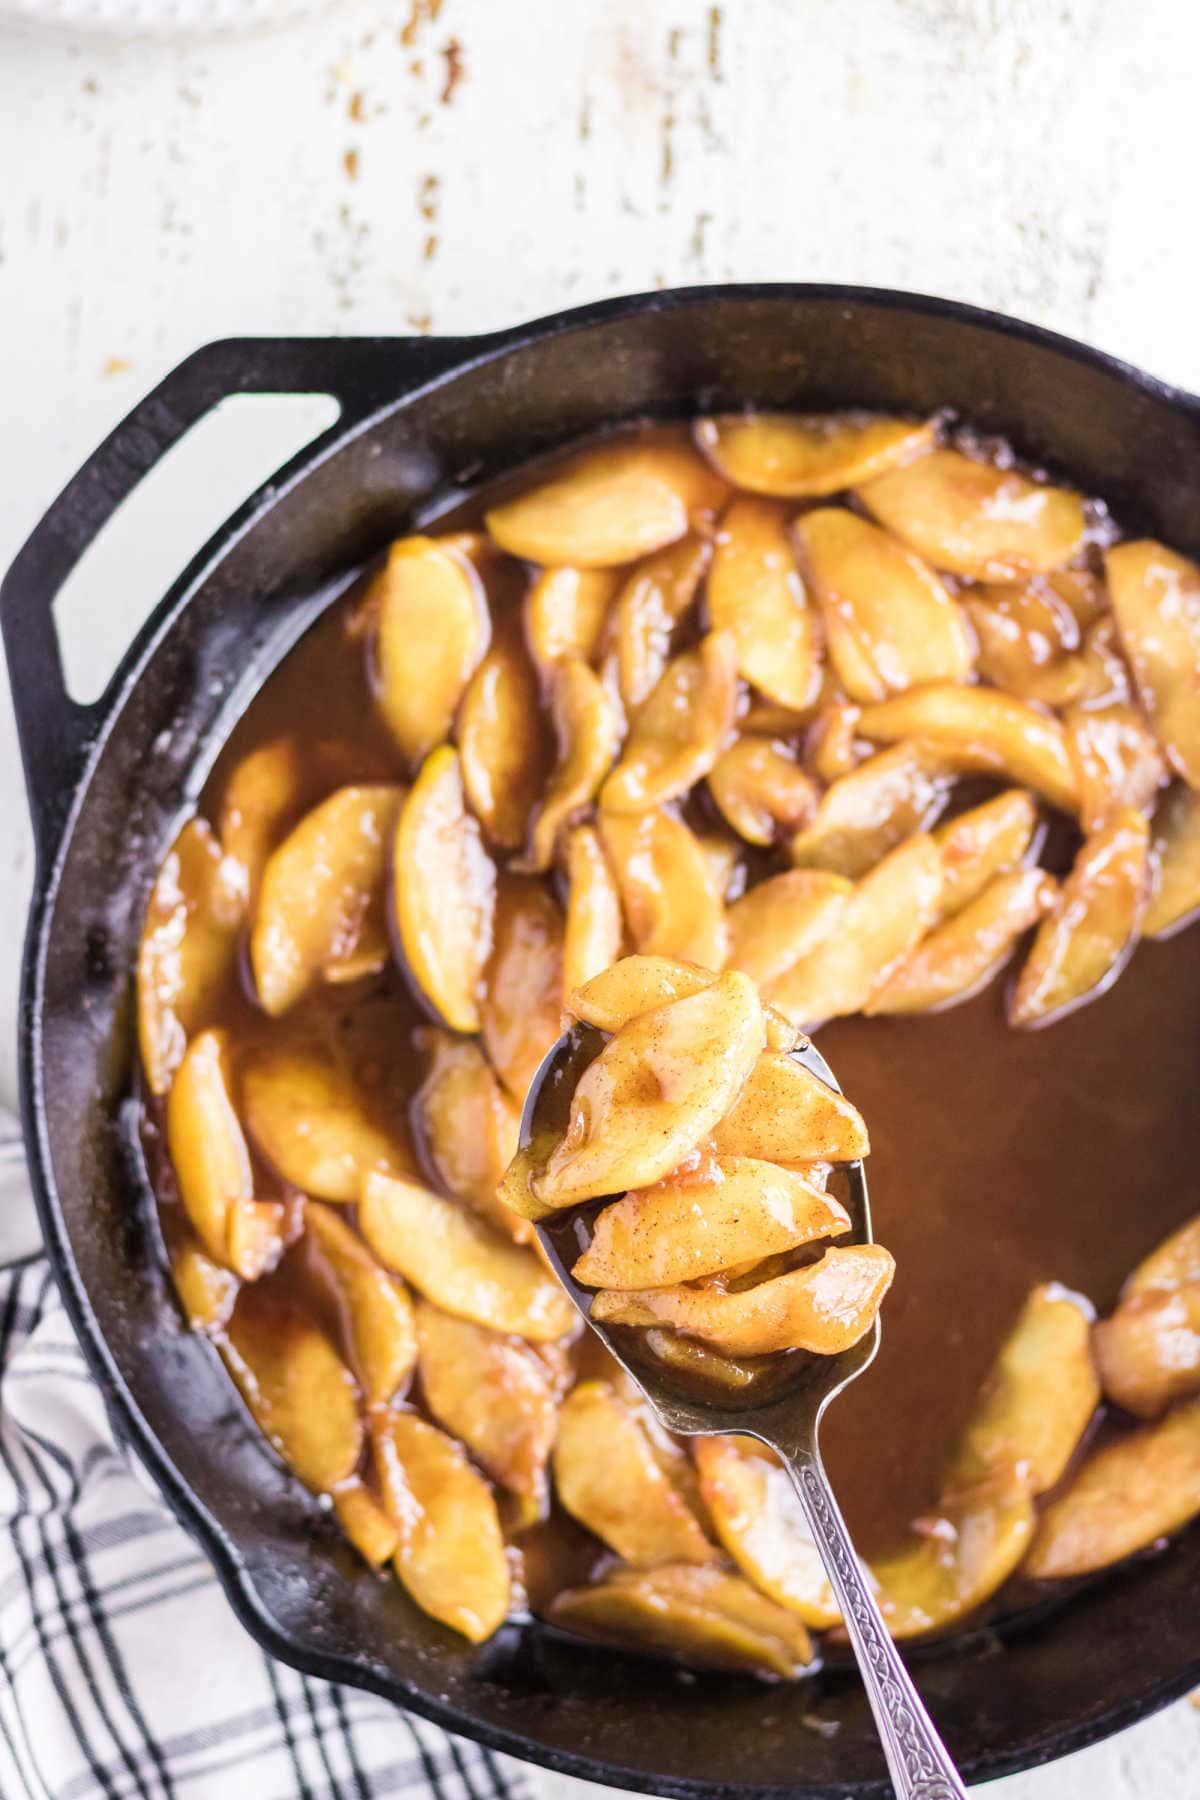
[522,1024,968,1800]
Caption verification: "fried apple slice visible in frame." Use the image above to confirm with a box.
[550,1562,813,1677]
[480,875,565,1103]
[305,1200,417,1406]
[171,1234,239,1333]
[251,785,403,1016]
[393,747,496,1033]
[1127,1215,1200,1297]
[566,953,714,1031]
[1106,541,1200,787]
[727,870,851,989]
[167,1030,283,1279]
[535,972,764,1206]
[458,623,550,849]
[857,685,1079,814]
[359,1171,574,1340]
[766,832,944,1027]
[706,496,820,710]
[965,579,1087,707]
[486,439,725,568]
[857,449,1086,580]
[697,411,933,499]
[526,566,620,674]
[807,692,864,783]
[793,508,973,701]
[415,1300,561,1510]
[944,1284,1098,1495]
[593,1245,894,1356]
[1145,786,1200,938]
[1024,1397,1200,1579]
[333,1480,400,1567]
[412,1031,525,1239]
[574,1158,849,1290]
[524,657,622,872]
[216,737,304,895]
[867,867,1058,1015]
[600,808,728,972]
[933,789,1039,916]
[601,632,739,813]
[371,536,490,766]
[708,738,817,847]
[1009,807,1151,1028]
[241,1042,411,1202]
[553,1380,716,1564]
[871,1474,1036,1640]
[562,825,624,994]
[138,819,247,1095]
[709,1050,869,1162]
[1064,698,1166,833]
[1076,615,1133,707]
[790,742,954,879]
[694,1436,840,1629]
[373,1410,510,1642]
[614,533,712,707]
[224,1294,363,1492]
[1093,1286,1200,1420]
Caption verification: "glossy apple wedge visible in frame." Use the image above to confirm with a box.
[599,808,728,972]
[857,448,1086,580]
[251,784,403,1016]
[166,1029,283,1279]
[241,1041,412,1201]
[373,1410,510,1643]
[766,832,944,1027]
[870,1474,1035,1640]
[708,736,817,847]
[1009,807,1151,1028]
[707,496,821,711]
[806,691,864,783]
[371,536,490,767]
[561,824,625,994]
[727,870,851,989]
[332,1481,401,1568]
[573,1157,850,1290]
[1093,1286,1200,1420]
[613,533,711,708]
[1064,697,1166,834]
[552,1381,716,1565]
[359,1171,574,1341]
[790,742,954,879]
[694,1436,840,1630]
[138,817,247,1096]
[224,1294,363,1493]
[411,1031,525,1239]
[592,1244,894,1357]
[565,954,798,1050]
[392,747,496,1033]
[1145,785,1200,938]
[601,631,739,813]
[1125,1214,1200,1297]
[933,789,1039,916]
[534,971,764,1206]
[486,438,725,568]
[305,1201,418,1407]
[415,1300,564,1511]
[709,1049,868,1162]
[965,580,1087,707]
[480,875,565,1103]
[457,622,550,849]
[696,410,934,499]
[523,656,622,872]
[525,565,620,675]
[170,1235,239,1334]
[793,507,973,701]
[1105,540,1200,787]
[856,684,1080,814]
[867,867,1058,1015]
[1024,1397,1200,1579]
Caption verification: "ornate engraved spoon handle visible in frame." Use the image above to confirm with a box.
[786,1457,967,1800]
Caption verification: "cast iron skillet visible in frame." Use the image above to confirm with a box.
[4,286,1200,1798]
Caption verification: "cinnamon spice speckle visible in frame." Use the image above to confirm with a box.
[343,148,360,182]
[440,38,465,106]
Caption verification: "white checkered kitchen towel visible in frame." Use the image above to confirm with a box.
[0,1112,535,1800]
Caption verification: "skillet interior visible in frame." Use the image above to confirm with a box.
[19,288,1200,1797]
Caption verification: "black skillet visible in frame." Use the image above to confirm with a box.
[4,287,1200,1797]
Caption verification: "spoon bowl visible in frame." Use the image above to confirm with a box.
[521,1023,968,1800]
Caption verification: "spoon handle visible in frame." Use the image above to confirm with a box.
[786,1458,968,1800]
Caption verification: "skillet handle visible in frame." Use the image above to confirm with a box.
[0,334,470,861]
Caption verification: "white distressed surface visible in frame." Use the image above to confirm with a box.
[1,0,1198,1790]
